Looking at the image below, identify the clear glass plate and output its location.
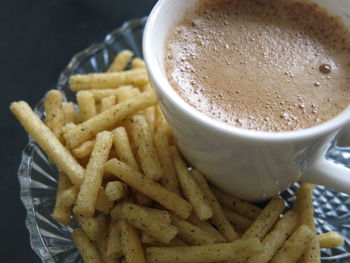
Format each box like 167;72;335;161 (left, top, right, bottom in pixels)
18;17;350;263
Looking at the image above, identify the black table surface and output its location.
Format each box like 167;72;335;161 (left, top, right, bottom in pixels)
1;0;157;261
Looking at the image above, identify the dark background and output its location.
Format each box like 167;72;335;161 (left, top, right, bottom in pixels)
1;0;157;262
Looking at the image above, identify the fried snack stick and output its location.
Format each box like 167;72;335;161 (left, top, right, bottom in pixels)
107;221;123;258
171;147;213;220
74;131;113;217
191;169;239;241
63;89;157;148
108;50;134;72
10;101;84;186
111;202;178;244
295;183;316;231
246;210;297;263
95;187;114;214
87;87;132;101
187;214;225;243
112;126;151;205
270;225;314;263
170;213;217;245
72;139;95;159
118;220;147;263
242;197;285;240
115;85;140;101
63;102;79;124
52;172;79;225
131;58;146;69
44;90;65;140
317;232;345;248
112;127;139;171
155;105;172;137
143;106;156;134
77;90;97;121
100;95;117;112
222;208;253;233
146;238;263;263
130;114;163;180
105;158;192;219
95;215;119;263
154;132;180;194
75;214;99;241
105;181;128;202
69;69;148;91
72;228;103;263
294;183;320;263
212;188;261;219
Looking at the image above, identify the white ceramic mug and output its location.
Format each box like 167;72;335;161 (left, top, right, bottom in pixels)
143;0;350;201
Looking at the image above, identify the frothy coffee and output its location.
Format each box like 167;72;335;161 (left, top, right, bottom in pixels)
165;0;350;132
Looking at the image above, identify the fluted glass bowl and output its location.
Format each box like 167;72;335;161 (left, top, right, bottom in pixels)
18;17;350;262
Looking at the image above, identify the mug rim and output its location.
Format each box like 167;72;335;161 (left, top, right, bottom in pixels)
143;0;350;142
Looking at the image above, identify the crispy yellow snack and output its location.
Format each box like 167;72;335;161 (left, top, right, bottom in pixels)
294;183;316;231
95;187;114;214
270;225;314;263
105;181;128;202
100;95;117;112
10;101;85;186
72;228;103;263
317;232;345;248
187;214;225;243
212;188;261;219
75;214;99;241
143;106;156;134
61;122;76;134
107;221;123;258
154;132;179;194
105;158;192;219
171;147;213;220
131;57;146;69
242;197;285;240
87;87;131;101
63;89;157;148
95;215;118;263
155;105;172;137
69;69;148;91
143;207;172;224
141;232;164;246
170;213;217;245
77;90;97;121
72;139;95;159
63;102;79;124
115;86;140;102
108;50;134;72
52;173;78;225
130;114;163;180
146;238;263;263
294;183;320;263
112;127;139;170
44;90;65;140
111;202;178;244
222;208;253;233
74;131;113;217
302;237;320;263
191;169;238;241
111;126;151;204
246;210;297;263
118;220;147;263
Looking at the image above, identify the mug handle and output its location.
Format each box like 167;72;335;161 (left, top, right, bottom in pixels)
302;129;350;194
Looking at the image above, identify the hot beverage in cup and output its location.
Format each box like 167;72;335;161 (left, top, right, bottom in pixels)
165;0;350;132
144;0;350;201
